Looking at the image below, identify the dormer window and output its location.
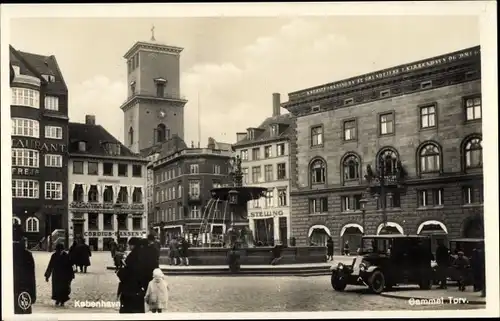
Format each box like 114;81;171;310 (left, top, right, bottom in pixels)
103;142;121;156
42;74;56;82
154;78;167;98
78;141;87;152
12;65;20;76
270;124;279;137
247;129;254;140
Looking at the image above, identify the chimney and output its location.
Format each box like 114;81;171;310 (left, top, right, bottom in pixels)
272;93;281;116
207;137;216;149
85;115;96;125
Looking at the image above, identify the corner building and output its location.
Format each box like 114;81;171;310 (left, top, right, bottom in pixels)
283;46;483;253
68;116;148;250
10;45;69;249
232;93;293;246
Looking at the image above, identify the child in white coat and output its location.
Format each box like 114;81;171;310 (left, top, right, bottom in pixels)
145;268;169;313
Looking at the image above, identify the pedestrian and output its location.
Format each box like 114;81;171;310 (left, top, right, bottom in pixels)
435;239;450;289
343;241;350;256
452;251;470;291
68;240;78;272
44;243;75;307
146;234;160;267
110;239;118;259
116;237;146;313
13;223;36;314
326;237;334;261
270;241;284;265
168;238;179;266
145;268;169;313
74;239;92;273
179;237;190;266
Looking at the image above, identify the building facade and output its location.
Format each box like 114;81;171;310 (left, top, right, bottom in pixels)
149;137;234;246
10;45;69;249
282;46;483;253
233;93;294;246
67;115;148;250
120;40;188;154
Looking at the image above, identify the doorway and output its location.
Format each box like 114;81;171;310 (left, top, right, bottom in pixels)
278;217;288;245
73;222;84;240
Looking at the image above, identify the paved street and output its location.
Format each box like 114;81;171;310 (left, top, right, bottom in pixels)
29;252;482;313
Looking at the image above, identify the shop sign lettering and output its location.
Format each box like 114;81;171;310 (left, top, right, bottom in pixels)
12;167;40;176
249;210;284;218
83;231;146;237
12;138;66;153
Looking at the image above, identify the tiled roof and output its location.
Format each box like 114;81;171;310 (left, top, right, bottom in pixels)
17;50;68;93
9;45;40;78
232;113;294;147
213;140;233;151
68;122;141;159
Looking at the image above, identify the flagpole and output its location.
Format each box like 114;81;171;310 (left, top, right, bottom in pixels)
198;92;201;147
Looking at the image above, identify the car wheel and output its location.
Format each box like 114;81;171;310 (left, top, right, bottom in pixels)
331;272;347;291
369;271;385;294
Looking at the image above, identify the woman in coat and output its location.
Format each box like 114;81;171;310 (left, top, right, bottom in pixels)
74;239;92;273
326;237;334;261
116;237;146;313
44;243;75;306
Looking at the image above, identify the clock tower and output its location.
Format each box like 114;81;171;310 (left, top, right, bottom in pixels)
120;36;187;154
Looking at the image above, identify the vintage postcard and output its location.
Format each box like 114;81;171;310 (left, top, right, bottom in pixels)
1;2;498;320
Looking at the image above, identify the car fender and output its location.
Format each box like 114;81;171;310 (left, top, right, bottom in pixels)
366;265;379;273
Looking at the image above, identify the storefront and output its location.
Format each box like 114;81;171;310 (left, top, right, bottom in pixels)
248;208;290;246
82;230;147;251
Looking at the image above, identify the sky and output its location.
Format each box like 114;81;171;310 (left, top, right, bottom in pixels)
10;16;480;146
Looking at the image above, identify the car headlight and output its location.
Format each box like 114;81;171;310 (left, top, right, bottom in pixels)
338;263;344;270
360;263;366;271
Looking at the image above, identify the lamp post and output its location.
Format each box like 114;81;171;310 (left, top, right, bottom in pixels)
359;196;368;235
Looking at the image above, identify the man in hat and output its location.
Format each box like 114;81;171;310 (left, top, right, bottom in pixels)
452;251;470;291
116;237;146;313
13;222;36;314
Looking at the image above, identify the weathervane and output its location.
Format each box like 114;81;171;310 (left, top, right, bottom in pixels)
150;25;156;41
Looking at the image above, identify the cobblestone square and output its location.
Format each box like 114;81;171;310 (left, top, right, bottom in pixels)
29;252;482;313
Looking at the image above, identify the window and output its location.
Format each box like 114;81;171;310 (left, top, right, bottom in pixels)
44;126;63;140
11;118;39;138
13;216;21;226
341;195;361;211
242;168;249;184
276;143;285;156
12;65;20;75
343;120;356;141
12;149;39;168
103;163;114;176
270;125;279;137
420;105;436;129
264;145;272;158
310;159;326;184
385;192;401;208
311;105;320;112
343;155;359;181
311;126;323;146
78;141;86;152
45;181;62;200
344;98;354;105
128;127;134;146
11;88;40;108
88;185;98;202
45;96;59;111
252;198;261;208
12;179;39;198
433;188;443;206
265;190;274;208
190;164;199;174
130;81;136;95
214;165;221;174
420;80;432;89
88;213;98;230
464;137;482;169
103;186;114;202
26;217;39;233
213;180;222;188
309;197;328;214
117;215;127;229
88;162;98;175
42;74;56;82
463;186;474;204
191;205;200;219
73;161;84;174
156;83;165;97
118;164;128;177
104;142;121;156
251;166;261;183
178;184;183;198
118;187;128;203
277;163;286;180
252;148;260;160
418;190;430;207
278;189;287;206
378;149;398;175
45;154;62;168
380;90;390;98
189;181;200;196
241;150;248;160
419;144;440;173
103;213;113;230
73;184;84;202
264;165;274;182
465;97;481;121
379;112;394;135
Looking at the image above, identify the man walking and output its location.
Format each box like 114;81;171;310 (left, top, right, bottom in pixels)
435;239;450;289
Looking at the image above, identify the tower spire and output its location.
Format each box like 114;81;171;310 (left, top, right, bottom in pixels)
150;25;156;42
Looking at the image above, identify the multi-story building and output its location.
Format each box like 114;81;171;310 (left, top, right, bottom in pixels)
148;137;233;245
67;115;148;250
282;46;483;253
10;45;69;249
120;39;188;154
232;93;294;246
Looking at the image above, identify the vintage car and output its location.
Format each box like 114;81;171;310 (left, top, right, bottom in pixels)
330;235;434;294
447;238;484;285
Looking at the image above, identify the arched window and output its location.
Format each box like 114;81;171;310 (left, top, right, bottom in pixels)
88;185;98;202
157;124;166;143
377;148;398;175
464;137;482;169
73;184;84;202
128;127;134;146
13;216;21;225
419;143;441;173
26;217;39;233
118;187;128;203
133;187;143;203
343;154;360;181
103;186;114;203
310;158;326;184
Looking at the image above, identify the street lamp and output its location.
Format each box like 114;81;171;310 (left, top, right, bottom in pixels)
359;197;368;235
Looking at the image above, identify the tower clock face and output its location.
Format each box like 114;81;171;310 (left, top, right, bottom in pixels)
158;110;166;119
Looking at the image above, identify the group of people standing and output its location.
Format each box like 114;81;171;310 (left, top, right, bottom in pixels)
167;237;190;266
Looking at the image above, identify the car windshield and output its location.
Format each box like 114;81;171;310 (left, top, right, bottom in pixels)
360;238;392;255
